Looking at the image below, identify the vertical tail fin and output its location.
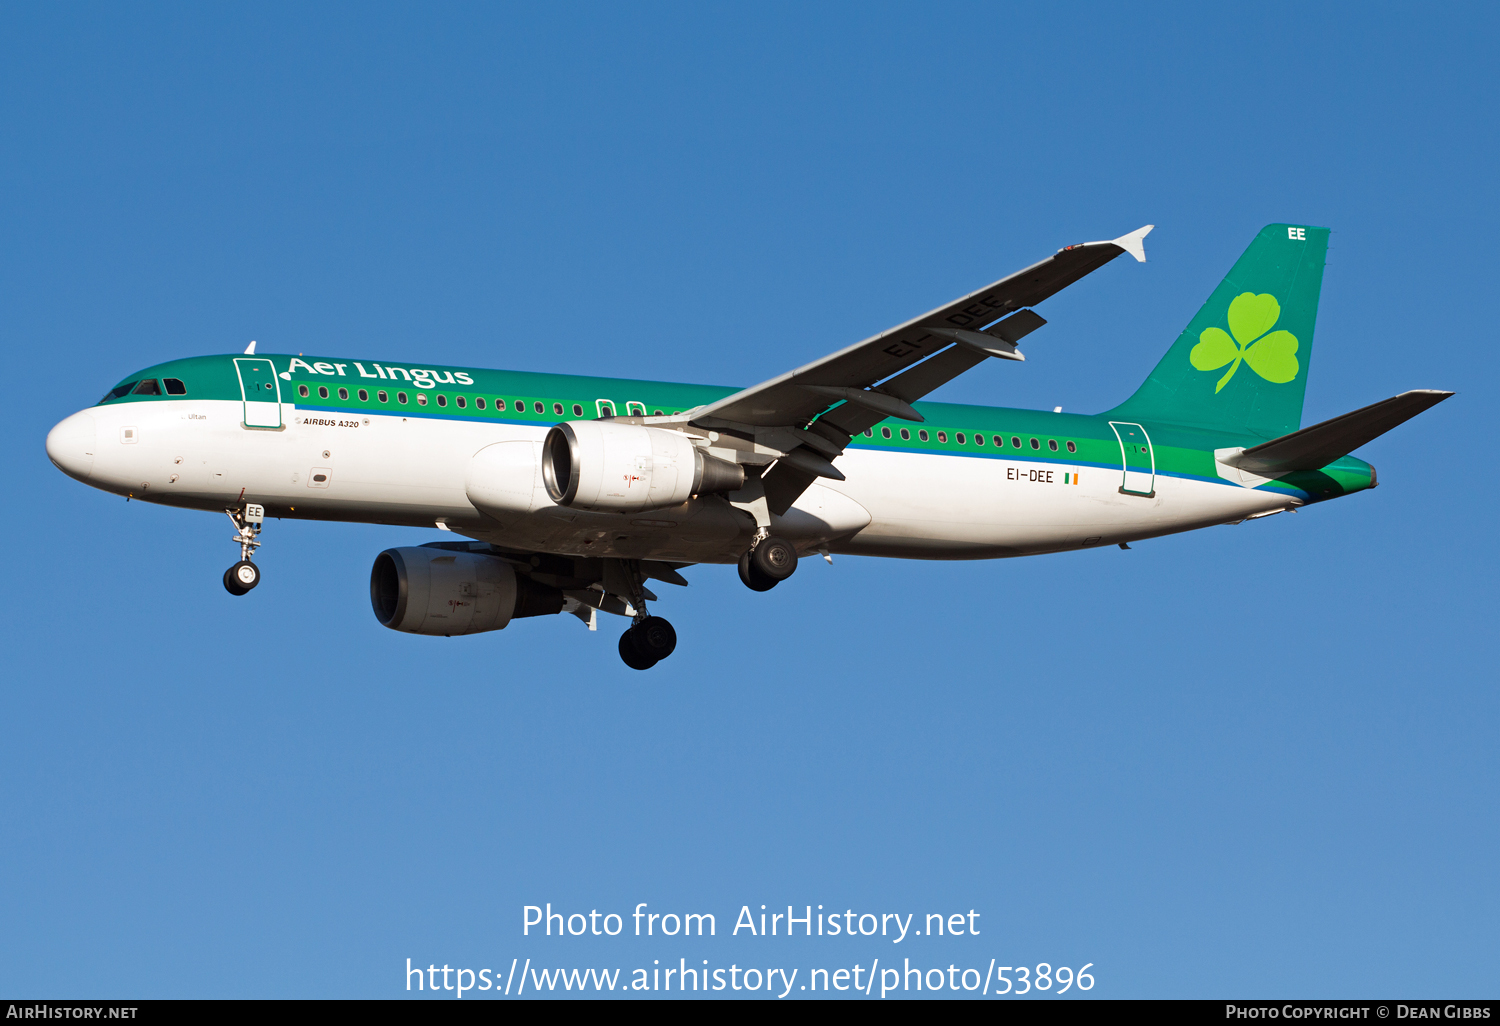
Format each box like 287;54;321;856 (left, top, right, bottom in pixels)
1105;223;1329;439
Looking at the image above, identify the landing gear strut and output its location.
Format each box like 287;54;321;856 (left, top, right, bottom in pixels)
738;532;798;592
223;503;264;596
615;559;677;670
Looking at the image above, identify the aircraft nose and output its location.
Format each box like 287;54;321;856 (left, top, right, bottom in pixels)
46;410;97;481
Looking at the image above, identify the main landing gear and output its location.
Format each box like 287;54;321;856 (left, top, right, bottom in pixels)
737;533;798;592
223;503;265;596
615;559;678;671
619;616;678;671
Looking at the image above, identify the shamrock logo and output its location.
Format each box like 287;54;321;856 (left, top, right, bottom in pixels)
1190;292;1299;393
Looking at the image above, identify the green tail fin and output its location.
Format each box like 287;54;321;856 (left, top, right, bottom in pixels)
1105;223;1329;439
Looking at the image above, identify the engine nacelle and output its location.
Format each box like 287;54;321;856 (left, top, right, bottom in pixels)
542;421;745;514
370;547;563;636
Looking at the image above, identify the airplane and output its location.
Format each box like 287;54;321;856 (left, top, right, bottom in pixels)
45;223;1451;669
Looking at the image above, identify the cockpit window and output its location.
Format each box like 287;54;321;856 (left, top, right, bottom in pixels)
163;378;187;395
132;379;162;396
101;381;139;403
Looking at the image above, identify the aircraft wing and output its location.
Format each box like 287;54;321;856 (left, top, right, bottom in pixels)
680;225;1152;512
690;225;1152;431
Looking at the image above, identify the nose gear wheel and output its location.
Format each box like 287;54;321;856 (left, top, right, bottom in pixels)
224;560;260;595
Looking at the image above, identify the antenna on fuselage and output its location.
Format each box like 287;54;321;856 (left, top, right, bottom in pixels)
243;340;257;355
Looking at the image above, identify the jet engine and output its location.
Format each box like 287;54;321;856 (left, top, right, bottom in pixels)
542;421;745;514
370;546;563;636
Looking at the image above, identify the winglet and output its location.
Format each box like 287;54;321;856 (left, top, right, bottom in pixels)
1111;225;1153;263
244;340;258;355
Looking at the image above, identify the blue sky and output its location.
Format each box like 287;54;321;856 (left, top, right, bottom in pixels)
1;2;1495;999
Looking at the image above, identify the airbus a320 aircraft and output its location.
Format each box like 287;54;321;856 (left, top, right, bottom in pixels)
46;223;1450;669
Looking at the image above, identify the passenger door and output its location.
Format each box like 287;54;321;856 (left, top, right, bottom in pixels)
1109;421;1155;497
235;358;282;428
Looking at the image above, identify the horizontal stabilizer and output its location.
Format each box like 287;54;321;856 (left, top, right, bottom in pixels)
1222;390;1453;473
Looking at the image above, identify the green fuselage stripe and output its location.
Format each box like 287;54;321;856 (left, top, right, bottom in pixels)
95;352;1373;505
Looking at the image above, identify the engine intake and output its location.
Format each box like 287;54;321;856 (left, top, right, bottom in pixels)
370;547;563;636
542;421;744;513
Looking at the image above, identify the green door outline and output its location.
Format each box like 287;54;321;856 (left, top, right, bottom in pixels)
1108;421;1155;497
234;358;282;428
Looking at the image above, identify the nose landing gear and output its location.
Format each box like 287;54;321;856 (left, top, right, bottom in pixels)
222;503;264;596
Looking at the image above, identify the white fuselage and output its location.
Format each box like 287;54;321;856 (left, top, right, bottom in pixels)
48;397;1295;563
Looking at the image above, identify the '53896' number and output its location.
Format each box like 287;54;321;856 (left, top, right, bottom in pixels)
993;963;1094;995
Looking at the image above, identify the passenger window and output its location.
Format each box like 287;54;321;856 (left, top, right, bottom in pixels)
456;396;466;408
163;378;187;395
992;435;1002;447
357;389;368;401
1011;436;1021;448
417;394;427;406
318;386;329;399
956;433;966;444
476;397;485;409
1030;437;1040;449
573;404;583;416
534;402;545;414
338;387;348;400
918;429;929;441
900;428;910;440
436;394;447;407
398;392;408;404
881;427;892;438
1066;440;1077;453
133;379;161;396
653;410;663;416
864;429;872;437
937;431;947;443
298;384;310;398
554;402;565;415
975;433;985;446
495;399;505;411
1049;439;1058;451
